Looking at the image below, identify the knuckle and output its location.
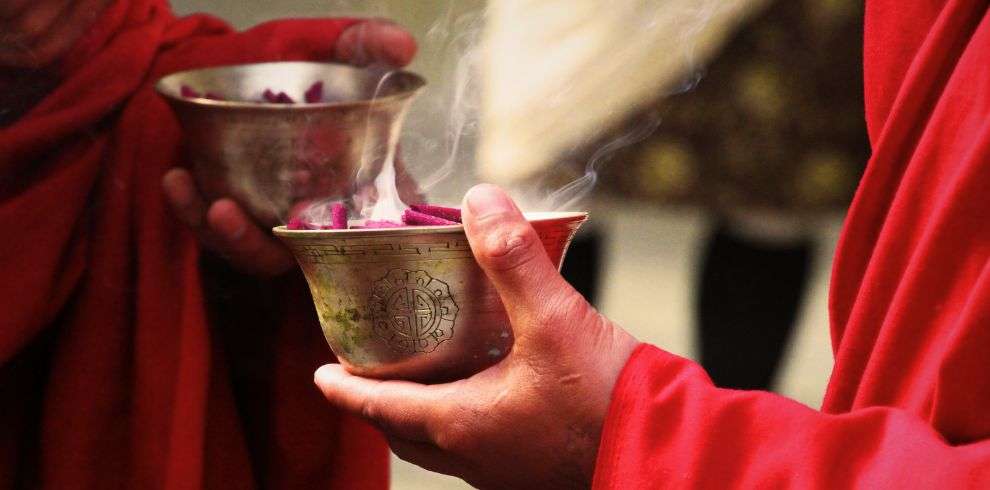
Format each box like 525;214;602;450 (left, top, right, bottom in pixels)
359;398;380;422
359;384;386;422
480;223;543;273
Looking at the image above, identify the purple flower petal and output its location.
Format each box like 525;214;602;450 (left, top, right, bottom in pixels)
304;81;324;103
409;204;462;223
262;89;295;104
181;85;201;98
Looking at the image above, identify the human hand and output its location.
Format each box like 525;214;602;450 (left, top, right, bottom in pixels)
313;184;641;489
162;19;418;276
162;168;296;276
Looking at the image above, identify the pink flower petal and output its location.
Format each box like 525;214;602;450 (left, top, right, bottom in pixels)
403;209;459;226
287;217;308;230
331;202;348;230
363;220;404;228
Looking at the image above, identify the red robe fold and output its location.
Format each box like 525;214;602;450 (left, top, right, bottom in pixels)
594;0;990;487
0;1;387;488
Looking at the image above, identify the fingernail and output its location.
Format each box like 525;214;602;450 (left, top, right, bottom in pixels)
314;365;331;384
465;184;515;219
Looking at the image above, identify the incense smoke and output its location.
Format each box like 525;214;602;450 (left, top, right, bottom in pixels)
357;71;416;220
296;0;740;223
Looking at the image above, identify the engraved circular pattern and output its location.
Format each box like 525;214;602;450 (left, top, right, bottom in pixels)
369;269;459;354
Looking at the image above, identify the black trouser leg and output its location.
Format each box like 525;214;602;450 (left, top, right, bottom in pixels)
696;221;813;391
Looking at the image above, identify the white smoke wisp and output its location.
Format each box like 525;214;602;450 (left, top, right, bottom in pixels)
664;1;725;95
417;12;484;193
355;70;416;221
481;0;763;209
541;111;664;211
322;0;759;215
295;197;337;225
395;5;486;206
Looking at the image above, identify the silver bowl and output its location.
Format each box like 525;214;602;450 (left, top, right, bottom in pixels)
156;62;426;225
273;212;588;382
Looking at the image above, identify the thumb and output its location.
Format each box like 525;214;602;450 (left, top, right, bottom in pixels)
461;184;586;337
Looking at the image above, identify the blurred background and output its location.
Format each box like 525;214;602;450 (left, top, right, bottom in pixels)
170;1;868;488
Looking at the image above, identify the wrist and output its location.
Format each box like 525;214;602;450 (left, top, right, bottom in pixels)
581;318;641;482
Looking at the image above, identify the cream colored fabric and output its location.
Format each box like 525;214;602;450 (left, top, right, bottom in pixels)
479;0;768;183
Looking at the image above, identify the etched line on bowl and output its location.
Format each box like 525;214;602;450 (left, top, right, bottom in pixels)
295;240;474;264
290;228;576;266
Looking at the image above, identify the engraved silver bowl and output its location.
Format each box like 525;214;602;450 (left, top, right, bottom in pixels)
273;212;588;382
156;62;425;226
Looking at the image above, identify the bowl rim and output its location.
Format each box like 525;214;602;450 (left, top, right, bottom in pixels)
272;211;589;238
154;61;427;110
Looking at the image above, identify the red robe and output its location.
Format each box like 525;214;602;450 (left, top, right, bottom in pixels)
0;1;387;488
593;0;990;487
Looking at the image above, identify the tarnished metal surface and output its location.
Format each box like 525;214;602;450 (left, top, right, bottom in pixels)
274;212;588;382
156;62;425;225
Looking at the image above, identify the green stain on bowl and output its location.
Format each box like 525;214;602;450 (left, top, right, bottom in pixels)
326;308;364;355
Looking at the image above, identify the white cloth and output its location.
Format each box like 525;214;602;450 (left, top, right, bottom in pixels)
479;0;768;183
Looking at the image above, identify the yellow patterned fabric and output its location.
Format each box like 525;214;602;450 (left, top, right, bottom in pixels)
613;0;868;212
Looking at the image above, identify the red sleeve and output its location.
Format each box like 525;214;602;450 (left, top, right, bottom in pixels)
592;345;990;488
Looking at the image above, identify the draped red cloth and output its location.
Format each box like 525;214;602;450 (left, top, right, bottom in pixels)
593;0;990;487
0;1;387;488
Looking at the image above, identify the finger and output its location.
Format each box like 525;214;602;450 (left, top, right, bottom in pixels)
334;19;418;67
162;168;207;230
387;436;470;479
205;199;295;276
461;184;585;335
314;364;446;443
